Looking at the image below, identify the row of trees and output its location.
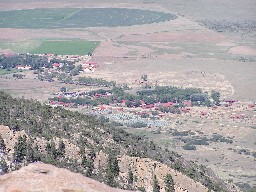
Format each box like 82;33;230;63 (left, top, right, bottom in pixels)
77;77;116;87
137;86;210;105
50;85;220;108
0;54;51;70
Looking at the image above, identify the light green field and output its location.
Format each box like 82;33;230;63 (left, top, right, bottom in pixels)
0;41;41;53
0;40;100;55
31;40;99;55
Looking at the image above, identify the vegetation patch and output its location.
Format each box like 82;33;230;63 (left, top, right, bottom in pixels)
32;41;99;55
177;134;233;150
0;68;18;75
0;8;176;29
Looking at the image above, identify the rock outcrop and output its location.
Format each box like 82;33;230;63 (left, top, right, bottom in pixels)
0;162;135;192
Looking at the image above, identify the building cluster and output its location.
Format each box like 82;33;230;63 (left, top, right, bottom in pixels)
15;54;99;73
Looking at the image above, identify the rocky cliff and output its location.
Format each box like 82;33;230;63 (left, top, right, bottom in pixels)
0;162;135;192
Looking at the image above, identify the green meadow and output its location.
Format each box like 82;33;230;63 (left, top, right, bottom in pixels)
0;8;176;29
31;41;99;55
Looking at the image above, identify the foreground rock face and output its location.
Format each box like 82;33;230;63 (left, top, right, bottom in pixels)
0;162;134;192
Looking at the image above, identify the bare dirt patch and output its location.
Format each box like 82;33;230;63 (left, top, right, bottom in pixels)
228;46;256;56
0;28;101;41
118;31;225;43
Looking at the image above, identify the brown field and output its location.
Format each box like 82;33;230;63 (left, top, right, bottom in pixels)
0;0;256;190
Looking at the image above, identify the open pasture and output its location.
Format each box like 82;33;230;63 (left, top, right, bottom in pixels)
0;40;99;55
31;40;99;55
0;8;176;29
0;8;76;29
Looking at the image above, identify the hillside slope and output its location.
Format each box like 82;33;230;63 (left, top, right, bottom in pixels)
0;91;240;192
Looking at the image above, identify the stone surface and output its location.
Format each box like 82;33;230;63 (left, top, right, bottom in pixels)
0;162;134;192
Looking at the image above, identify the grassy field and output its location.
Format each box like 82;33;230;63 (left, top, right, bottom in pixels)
0;40;99;55
0;8;77;29
0;8;176;29
31;40;99;55
0;41;41;53
0;68;18;75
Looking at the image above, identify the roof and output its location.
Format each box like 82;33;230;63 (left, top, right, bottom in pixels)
53;63;60;67
183;101;192;106
16;65;31;69
157;102;173;107
142;104;154;108
225;99;237;103
4;52;16;57
181;108;190;111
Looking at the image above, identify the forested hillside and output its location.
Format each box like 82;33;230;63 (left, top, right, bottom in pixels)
0;91;239;191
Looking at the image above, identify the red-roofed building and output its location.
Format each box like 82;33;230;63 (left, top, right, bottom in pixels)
156;102;174;107
98;105;111;110
53;63;60;68
121;100;127;106
94;93;102;98
181;108;190;112
142;104;155;109
158;113;166;117
58;102;64;105
16;65;32;70
225;99;237;104
4;52;16;57
183;101;192;107
50;101;57;105
115;107;123;111
84;62;98;68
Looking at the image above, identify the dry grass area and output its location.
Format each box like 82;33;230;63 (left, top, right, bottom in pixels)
0;71;91;102
85;66;233;99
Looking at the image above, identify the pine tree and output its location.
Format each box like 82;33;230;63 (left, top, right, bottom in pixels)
138;187;146;192
57;140;65;157
0;135;6;152
153;175;160;192
106;154;120;187
164;173;175;192
0;159;8;173
82;156;94;177
128;168;134;184
26;142;35;163
13;135;27;163
46;140;58;161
